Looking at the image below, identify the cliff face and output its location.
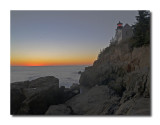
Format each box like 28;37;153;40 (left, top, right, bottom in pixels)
44;41;150;115
80;41;150;94
73;41;151;115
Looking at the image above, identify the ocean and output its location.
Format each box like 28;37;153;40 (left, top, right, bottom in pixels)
11;65;87;88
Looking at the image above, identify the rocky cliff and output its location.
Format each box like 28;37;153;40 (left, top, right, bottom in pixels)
11;40;150;115
46;41;150;115
77;41;151;115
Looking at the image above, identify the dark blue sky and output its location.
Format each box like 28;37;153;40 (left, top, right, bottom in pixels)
11;11;138;66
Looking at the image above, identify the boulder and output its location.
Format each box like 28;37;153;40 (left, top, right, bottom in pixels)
63;83;80;102
11;87;26;114
11;76;81;115
11;76;62;115
29;76;59;88
18;85;61;114
66;85;120;115
11;81;30;114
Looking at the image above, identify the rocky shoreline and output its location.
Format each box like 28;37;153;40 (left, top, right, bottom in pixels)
11;76;80;115
11;41;150;115
77;42;150;115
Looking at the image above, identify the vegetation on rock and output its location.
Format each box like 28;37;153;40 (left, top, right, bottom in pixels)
132;10;150;47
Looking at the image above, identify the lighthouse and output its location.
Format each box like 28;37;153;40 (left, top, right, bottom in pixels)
117;21;123;29
114;21;123;42
111;21;133;44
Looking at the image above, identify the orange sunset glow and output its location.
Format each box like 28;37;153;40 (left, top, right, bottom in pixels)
11;52;97;66
11;11;112;66
11;11;137;66
11;59;95;66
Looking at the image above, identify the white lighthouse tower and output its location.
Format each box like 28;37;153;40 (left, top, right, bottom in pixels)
115;21;123;43
111;21;133;44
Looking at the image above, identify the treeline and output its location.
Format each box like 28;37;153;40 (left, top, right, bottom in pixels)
98;11;151;59
131;10;151;47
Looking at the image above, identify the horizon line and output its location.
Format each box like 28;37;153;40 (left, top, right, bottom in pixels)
11;64;91;67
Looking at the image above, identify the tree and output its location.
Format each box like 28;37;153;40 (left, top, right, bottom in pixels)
132;11;150;47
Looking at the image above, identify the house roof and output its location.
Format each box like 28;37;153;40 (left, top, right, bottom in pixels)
123;24;132;29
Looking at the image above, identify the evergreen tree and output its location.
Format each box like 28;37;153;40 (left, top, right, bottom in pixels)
132;11;150;47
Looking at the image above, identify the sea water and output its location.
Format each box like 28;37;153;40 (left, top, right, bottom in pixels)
11;65;87;88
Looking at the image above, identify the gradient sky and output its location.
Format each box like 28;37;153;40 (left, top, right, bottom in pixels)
11;11;138;66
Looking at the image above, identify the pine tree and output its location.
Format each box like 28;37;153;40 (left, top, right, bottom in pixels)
132;11;150;47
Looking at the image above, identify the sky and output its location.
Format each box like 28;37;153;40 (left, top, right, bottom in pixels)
11;11;138;66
